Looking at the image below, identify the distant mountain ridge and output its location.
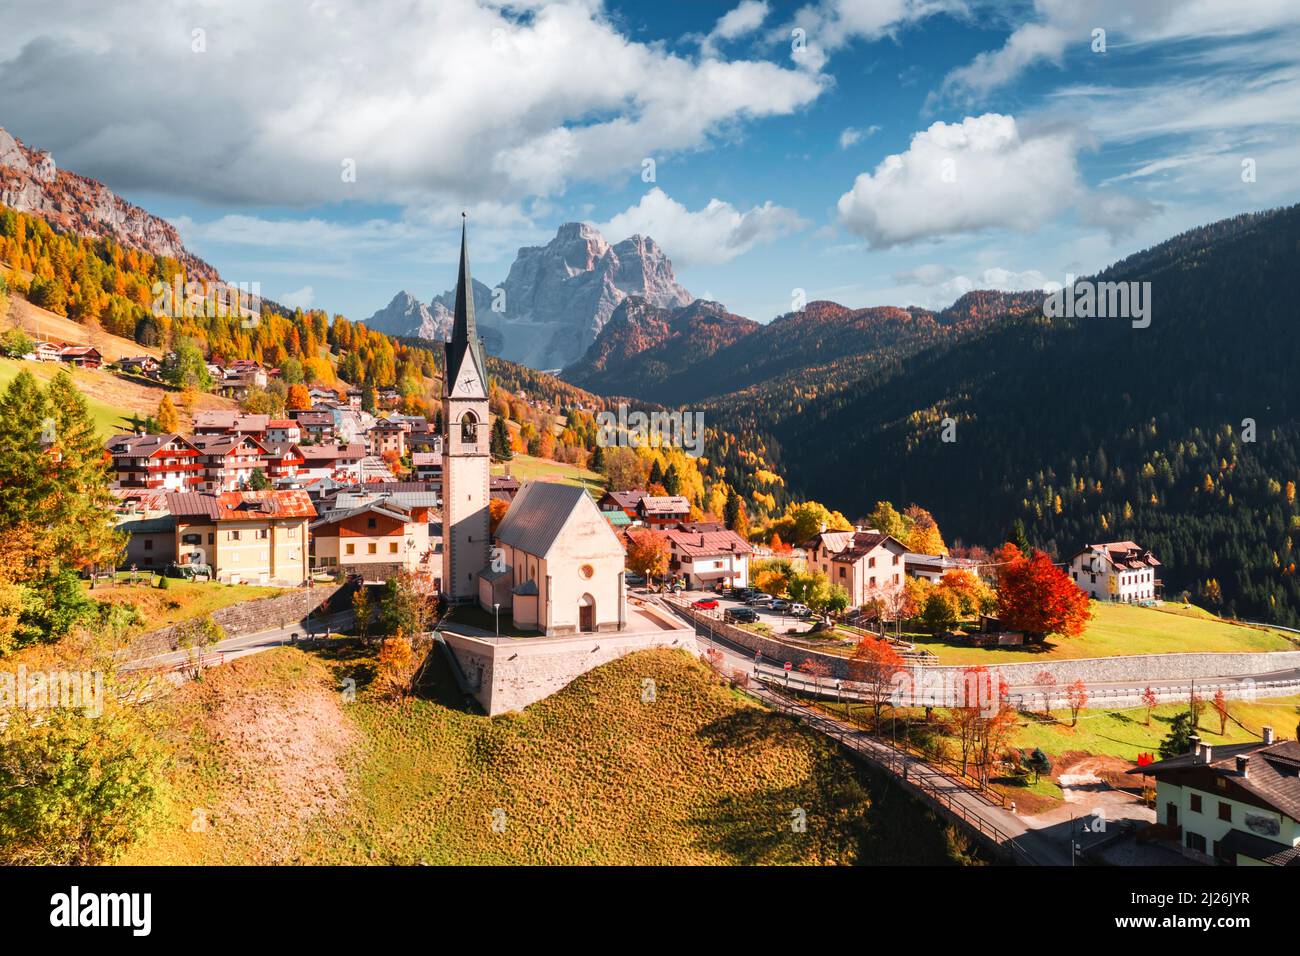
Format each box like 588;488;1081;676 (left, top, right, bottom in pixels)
366;221;692;370
0;126;217;279
564;288;1045;405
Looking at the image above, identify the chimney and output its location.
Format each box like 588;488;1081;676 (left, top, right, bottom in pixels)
1201;744;1213;764
1236;755;1250;778
819;521;827;534
1262;726;1274;745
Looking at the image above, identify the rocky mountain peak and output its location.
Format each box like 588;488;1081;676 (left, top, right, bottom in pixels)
0;126;217;278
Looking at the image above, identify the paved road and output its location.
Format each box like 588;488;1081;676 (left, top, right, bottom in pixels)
121;610;354;672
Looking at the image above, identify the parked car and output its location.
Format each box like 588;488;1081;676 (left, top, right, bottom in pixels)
769;599;791;612
624;572;647;586
691;598;719;610
724;606;758;624
790;603;811;617
745;593;773;607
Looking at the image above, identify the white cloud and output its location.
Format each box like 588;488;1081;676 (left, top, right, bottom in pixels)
279;286;315;310
599;187;807;267
937;0;1300;104
701;1;771;56
779;0;968;71
0;0;824;209
836;113;1084;248
839;124;881;148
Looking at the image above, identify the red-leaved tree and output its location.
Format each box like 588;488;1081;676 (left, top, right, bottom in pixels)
849;636;905;725
994;543;1092;643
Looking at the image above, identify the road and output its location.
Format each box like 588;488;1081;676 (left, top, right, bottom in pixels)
121;610;354;672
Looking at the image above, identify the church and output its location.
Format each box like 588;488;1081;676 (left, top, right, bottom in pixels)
441;219;628;635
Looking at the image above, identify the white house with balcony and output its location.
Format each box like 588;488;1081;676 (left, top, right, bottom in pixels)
1068;540;1161;603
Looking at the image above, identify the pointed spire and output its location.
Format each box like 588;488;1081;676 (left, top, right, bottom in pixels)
445;213;486;396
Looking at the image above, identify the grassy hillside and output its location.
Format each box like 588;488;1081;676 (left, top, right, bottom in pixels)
89;578;291;631
122;645;980;865
493;453;604;495
0;356;237;437
910;601;1297;664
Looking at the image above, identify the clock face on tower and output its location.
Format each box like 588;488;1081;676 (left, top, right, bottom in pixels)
455;375;478;396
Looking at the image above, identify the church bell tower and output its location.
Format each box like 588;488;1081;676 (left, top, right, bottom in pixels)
441;215;491;602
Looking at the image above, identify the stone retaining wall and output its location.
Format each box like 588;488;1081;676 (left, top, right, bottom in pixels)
442;606;698;715
124;584;345;659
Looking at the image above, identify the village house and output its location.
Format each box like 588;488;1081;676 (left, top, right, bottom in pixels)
598;489;645;519
309;495;437;583
106;432;205;492
192;433;267;492
33;340;63;362
658;526;752;589
56;345;102;368
490;474;521;503
213;361;269;399
1069;541;1162;603
297;442;365;482
411;452;441;481
260;441;306;484
116;515;177;570
168;490;315;585
905;551;984;582
192;411;269;438
291;409;336;444
116;355;161;378
264;418;302;445
637;494;691;527
366;417;409;458
1130;726;1300;866
803;528;909;607
479;482;628;634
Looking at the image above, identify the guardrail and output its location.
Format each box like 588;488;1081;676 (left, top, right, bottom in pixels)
755;682;1035;864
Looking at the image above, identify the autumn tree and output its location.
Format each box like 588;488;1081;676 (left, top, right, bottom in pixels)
1213;687;1228;735
156;394;180;433
379;569;439;638
1033;670;1057;715
994;543;1091;643
286;383;312;410
849;636;904;725
1066;679;1088;727
1141;686;1158;726
625;531;669;585
377;631;416;697
489;498;510;534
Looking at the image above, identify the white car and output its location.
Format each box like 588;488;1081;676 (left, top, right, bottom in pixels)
790;603;811;617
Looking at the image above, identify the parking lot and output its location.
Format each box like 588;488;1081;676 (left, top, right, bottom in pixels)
669;586;822;635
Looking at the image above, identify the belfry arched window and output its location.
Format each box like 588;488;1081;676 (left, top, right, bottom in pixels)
460;410;478;444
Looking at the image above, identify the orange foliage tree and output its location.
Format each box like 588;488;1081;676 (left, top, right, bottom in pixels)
994;543;1091;643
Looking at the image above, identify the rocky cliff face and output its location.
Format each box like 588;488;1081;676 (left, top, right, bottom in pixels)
368;221;692;371
487;223;691;369
0;126;218;279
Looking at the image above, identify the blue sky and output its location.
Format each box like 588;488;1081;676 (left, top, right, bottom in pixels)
3;1;1298;325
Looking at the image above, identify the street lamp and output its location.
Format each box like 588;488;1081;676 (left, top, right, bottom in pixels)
493;602;500;636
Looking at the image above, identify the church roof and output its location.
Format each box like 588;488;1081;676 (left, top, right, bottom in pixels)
443;218;487;398
494;481;600;559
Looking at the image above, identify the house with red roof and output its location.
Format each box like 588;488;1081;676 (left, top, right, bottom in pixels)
1069;540;1162;603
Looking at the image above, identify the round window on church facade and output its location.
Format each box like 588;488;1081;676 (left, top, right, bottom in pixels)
579;564;594;580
